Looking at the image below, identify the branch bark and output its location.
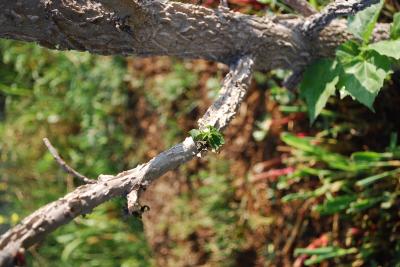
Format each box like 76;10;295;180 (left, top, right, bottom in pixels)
0;55;254;267
0;0;389;72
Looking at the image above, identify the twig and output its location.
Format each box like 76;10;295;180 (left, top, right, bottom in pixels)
283;0;317;17
282;199;314;255
302;0;380;36
43;138;95;184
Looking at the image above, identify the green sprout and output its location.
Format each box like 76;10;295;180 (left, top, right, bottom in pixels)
189;125;225;152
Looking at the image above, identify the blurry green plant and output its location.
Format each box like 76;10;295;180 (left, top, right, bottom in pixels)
294;246;357;265
171;159;245;266
0;40;153;266
279;132;400;265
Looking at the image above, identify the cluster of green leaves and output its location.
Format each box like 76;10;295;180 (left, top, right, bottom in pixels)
279;132;400;265
300;1;400;122
189;125;225;152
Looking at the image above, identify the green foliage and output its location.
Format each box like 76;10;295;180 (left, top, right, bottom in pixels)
336;42;391;109
189;126;225;152
294;247;357;266
300;59;339;123
171;160;245;266
280;133;400;265
347;1;383;44
0;40;153;266
300;7;400;122
391;13;400;39
368;39;400;60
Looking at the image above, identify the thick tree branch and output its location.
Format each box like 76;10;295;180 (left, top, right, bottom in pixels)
0;55;254;267
0;0;389;72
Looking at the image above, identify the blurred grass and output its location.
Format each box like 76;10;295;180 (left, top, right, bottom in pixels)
0;40;153;267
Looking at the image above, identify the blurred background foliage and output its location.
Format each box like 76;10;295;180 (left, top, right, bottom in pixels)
0;0;400;266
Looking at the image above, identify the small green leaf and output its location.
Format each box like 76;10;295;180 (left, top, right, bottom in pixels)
336;41;361;64
356;169;400;187
189;129;201;140
391;12;400;39
351;151;390;162
368;39;400;60
315;195;356;215
348;197;383;213
365;50;393;72
294;246;357;265
347;0;383;43
300;59;339;122
338;59;387;110
294;247;336;256
0;84;31;96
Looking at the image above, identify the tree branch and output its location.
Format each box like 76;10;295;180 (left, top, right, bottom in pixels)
0;0;389;72
0;55;254;267
43;138;94;184
302;0;381;36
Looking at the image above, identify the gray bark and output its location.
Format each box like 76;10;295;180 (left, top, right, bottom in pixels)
0;0;388;72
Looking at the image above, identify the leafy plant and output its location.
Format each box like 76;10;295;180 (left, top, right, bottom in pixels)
279;132;400;265
300;2;400;122
189;125;225;152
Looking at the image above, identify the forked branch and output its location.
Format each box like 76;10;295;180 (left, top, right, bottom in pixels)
302;0;381;36
0;55;254;267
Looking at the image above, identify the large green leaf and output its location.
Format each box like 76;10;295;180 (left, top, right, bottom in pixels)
338;59;388;110
347;0;383;43
391;12;400;40
300;59;339;122
368;39;400;60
